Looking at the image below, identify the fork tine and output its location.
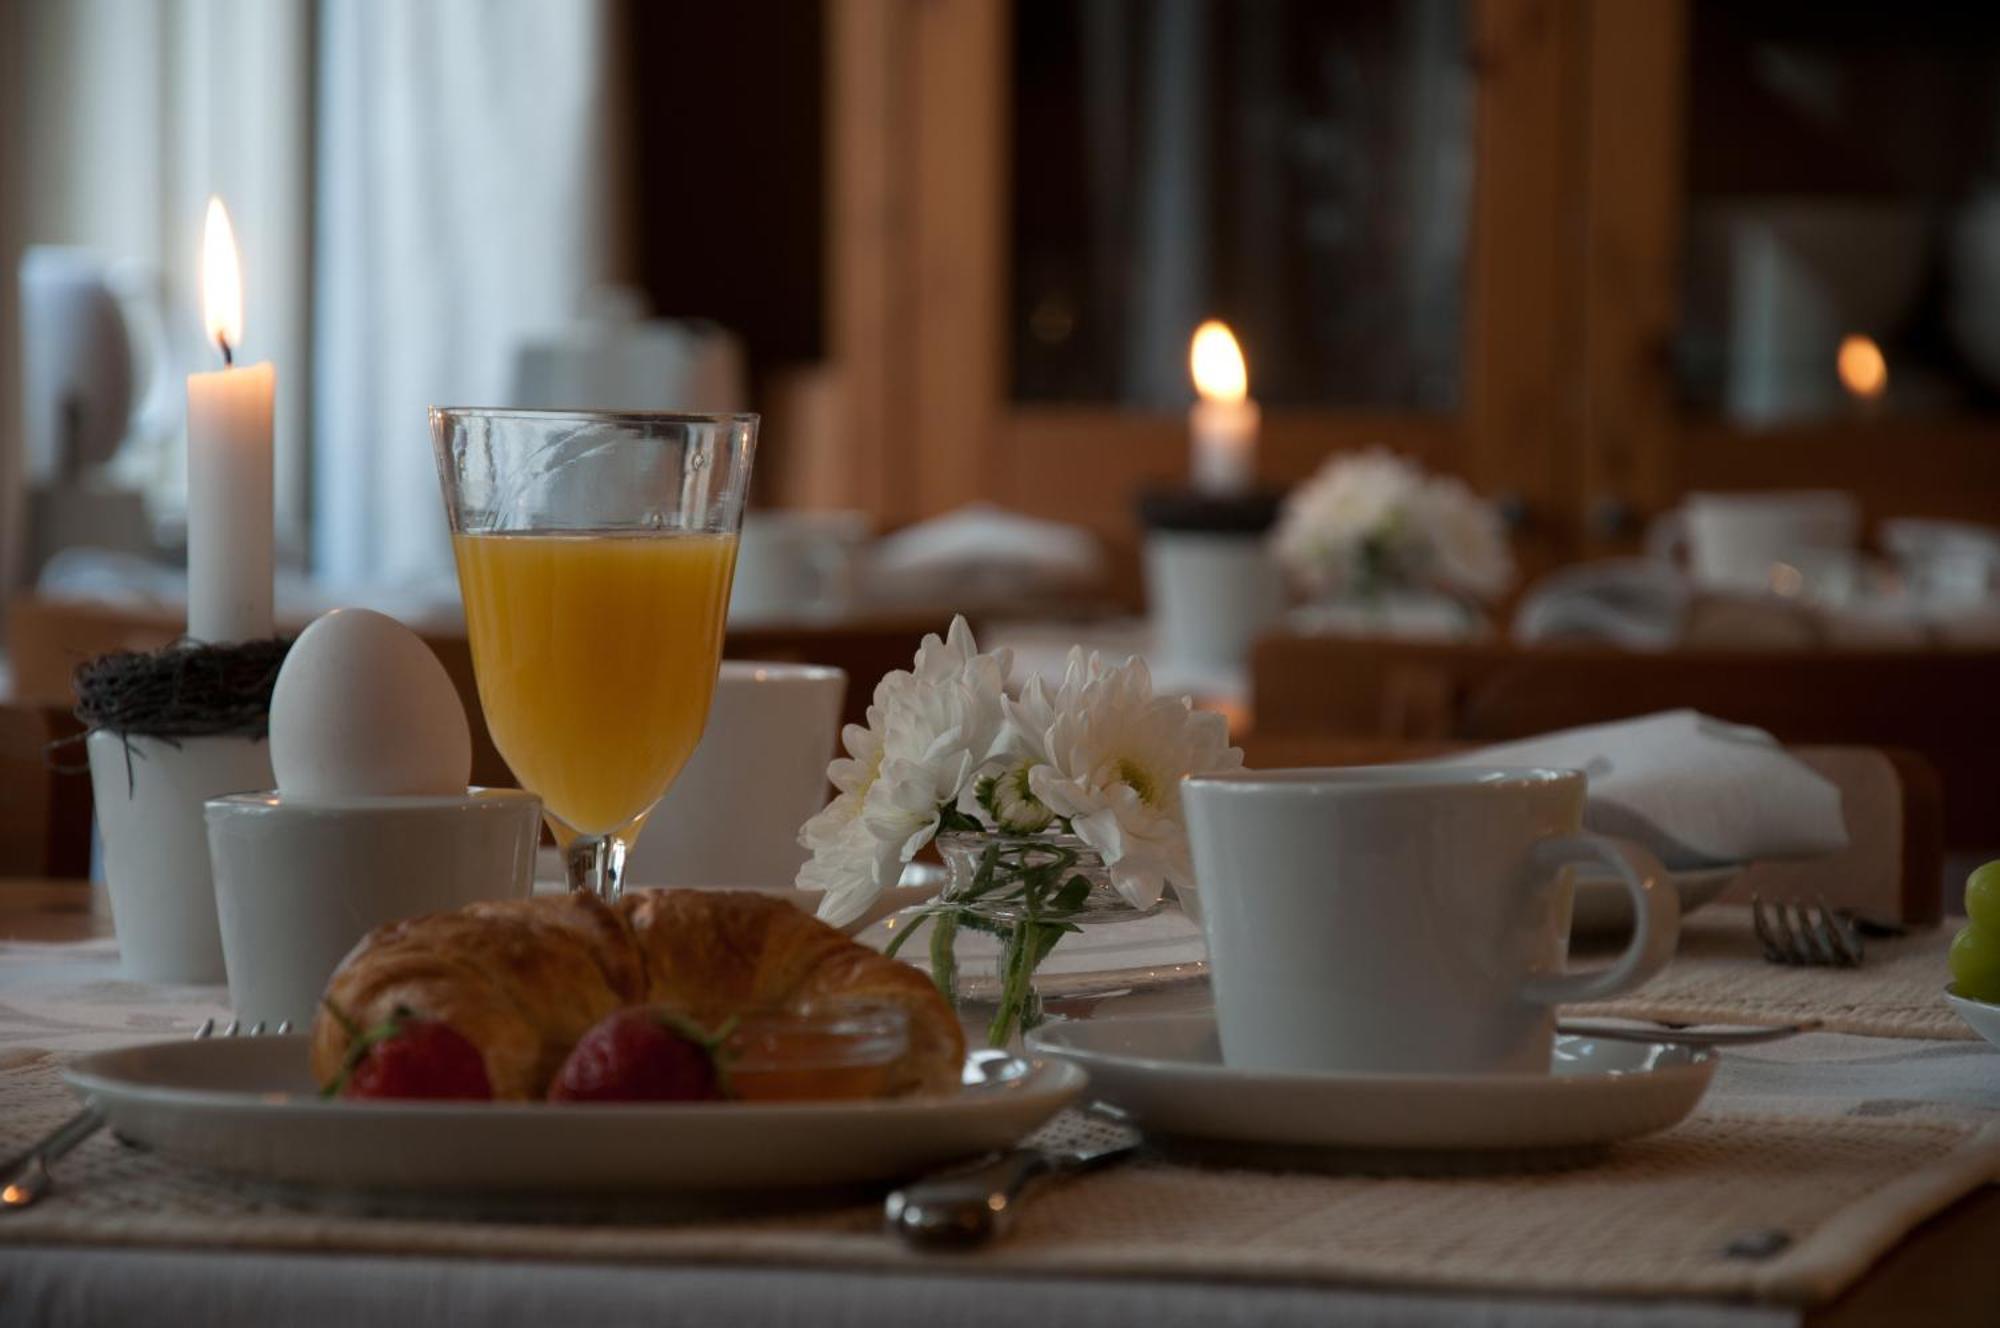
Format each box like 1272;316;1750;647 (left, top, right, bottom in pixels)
1818;896;1864;967
275;1020;292;1035
249;1020;266;1037
1751;895;1785;962
1785;901;1831;965
1768;899;1802;964
1802;901;1836;966
194;1018;215;1040
224;1019;241;1037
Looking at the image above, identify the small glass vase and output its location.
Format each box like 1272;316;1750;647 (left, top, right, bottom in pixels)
899;831;1158;1048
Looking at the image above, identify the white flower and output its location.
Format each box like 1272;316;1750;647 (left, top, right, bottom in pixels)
1009;649;1242;910
796;792;900;928
797;616;1014;924
1414;475;1515;599
1271;447;1514;601
956;759;1055;833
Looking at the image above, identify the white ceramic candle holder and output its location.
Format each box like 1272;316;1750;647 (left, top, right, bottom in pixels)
86;729;275;983
205;788;542;1027
1144;530;1286;676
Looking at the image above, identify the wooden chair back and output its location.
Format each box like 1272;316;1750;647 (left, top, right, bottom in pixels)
0;703;93;879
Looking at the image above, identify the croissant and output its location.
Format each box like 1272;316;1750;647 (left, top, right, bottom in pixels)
310;889;964;1100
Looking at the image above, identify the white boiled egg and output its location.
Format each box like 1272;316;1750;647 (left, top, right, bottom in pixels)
270;608;472;799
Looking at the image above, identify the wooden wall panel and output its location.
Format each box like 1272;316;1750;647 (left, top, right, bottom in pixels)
826;0;913;518
909;0;1008;516
1462;0;1588;576
1577;0;1688;549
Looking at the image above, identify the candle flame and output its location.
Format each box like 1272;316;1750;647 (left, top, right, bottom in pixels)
202;197;244;359
1190;320;1248;404
1837;334;1886;401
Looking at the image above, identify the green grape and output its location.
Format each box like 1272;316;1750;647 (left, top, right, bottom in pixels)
1965;861;2000;933
1948;925;2000;1004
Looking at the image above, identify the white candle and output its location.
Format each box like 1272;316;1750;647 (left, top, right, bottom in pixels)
1188;320;1259;496
186;198;274;643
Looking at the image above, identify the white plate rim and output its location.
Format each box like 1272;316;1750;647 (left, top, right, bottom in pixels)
63;1034;1086;1122
1025;1013;1718;1090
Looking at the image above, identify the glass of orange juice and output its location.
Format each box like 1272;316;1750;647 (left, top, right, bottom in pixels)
431;408;756;900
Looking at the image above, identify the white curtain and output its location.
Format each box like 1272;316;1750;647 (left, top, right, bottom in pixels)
312;0;620;587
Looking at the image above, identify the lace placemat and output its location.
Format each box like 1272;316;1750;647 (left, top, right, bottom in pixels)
1571;907;1970;1040
3;1052;1996;1308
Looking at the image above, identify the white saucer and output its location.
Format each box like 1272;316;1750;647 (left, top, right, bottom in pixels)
64;1036;1083;1194
861;907;1208;999
1026;1014;1714;1154
1570;864;1741;937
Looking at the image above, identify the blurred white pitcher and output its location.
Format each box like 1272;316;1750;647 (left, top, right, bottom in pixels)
625;662;846;888
1649;490;1860;595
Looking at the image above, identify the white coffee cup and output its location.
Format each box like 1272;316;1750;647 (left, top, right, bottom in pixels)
1183;766;1679;1076
1649;490;1860;595
624;661;846;888
206;788;541;1026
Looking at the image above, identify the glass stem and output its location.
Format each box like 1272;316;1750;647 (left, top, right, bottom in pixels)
564;833;628;901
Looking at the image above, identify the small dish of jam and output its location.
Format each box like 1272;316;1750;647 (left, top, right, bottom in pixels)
723;1002;911;1102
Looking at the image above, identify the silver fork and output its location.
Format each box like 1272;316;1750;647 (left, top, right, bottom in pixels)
1;1017;288;1212
1751;895;1865;968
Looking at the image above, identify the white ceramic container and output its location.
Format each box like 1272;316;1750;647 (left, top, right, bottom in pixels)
624;661;845;889
1144;531;1286;674
728;511;870;623
1649;490;1861;595
205;788;541;1026
1182;766;1679;1077
87;729;275;983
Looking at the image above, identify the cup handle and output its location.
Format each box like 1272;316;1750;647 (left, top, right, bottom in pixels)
1519;834;1680;1006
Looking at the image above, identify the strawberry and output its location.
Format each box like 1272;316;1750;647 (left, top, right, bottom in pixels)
548;1007;728;1103
324;1004;492;1101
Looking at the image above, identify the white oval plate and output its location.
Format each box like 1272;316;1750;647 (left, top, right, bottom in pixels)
1026;1014;1714;1153
64;1036;1083;1193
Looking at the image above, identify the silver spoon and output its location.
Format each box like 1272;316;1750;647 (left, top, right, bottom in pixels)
1556;1018;1818;1047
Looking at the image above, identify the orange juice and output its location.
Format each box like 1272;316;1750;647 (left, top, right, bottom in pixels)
452;531;738;837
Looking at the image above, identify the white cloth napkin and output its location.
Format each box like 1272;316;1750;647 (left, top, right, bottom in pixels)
1442;710;1849;869
1511;558;1692;650
861;504;1104;605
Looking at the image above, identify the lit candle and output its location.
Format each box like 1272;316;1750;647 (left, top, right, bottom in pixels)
1188;320;1259;496
185;197;275;642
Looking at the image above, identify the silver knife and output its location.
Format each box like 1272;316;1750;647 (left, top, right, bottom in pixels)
885;1136;1139;1247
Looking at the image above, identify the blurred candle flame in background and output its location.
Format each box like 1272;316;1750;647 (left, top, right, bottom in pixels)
1190;320;1249;404
1837;333;1887;403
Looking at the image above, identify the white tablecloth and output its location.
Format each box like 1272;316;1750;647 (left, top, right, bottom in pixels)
3;942;1995;1328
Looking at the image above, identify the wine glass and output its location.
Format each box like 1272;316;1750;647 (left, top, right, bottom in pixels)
431;408;757;900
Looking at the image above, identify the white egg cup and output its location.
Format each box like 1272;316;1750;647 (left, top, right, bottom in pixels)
205;788;542;1027
87;729;275;983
